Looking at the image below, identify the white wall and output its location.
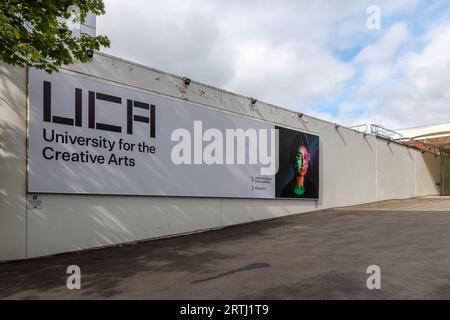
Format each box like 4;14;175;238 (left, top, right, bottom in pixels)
0;64;27;261
376;141;416;201
415;152;441;196
0;53;441;261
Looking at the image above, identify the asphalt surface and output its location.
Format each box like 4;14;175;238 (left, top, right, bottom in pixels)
2;196;450;299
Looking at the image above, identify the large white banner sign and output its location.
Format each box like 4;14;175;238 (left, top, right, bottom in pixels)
28;69;320;199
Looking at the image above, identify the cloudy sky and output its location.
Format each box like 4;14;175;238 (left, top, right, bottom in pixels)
97;0;450;129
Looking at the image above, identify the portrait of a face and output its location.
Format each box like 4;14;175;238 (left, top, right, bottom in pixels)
295;145;310;178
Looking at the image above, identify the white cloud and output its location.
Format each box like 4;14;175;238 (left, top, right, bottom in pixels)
96;0;450;129
347;22;450;129
227;41;354;109
354;23;410;64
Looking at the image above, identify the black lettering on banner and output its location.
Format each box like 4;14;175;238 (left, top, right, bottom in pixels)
150;104;155;138
43;81;78;126
52;116;73;126
127;99;133;134
134;115;149;124
96;92;122;104
95;92;122;133
42;146;54;160
89;91;95;129
42;80;156;138
75;88;82;127
96;123;122;133
43;81;51;122
127;100;155;138
134;100;149;110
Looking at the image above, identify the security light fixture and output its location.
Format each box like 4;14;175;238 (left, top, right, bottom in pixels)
183;77;191;86
86;49;94;59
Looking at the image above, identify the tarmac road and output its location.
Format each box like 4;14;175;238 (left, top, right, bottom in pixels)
1;196;450;299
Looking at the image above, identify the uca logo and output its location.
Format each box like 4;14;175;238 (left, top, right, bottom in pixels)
42;80;156;138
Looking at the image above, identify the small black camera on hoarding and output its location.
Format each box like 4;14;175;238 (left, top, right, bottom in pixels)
86;49;94;59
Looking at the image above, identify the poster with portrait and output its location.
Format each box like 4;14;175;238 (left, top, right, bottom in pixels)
275;126;320;199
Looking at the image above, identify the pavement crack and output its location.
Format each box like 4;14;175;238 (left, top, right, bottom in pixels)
191;262;270;284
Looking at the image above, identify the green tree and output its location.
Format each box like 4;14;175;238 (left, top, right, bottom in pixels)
0;0;110;73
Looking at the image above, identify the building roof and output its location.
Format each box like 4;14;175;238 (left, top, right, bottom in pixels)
397;123;450;153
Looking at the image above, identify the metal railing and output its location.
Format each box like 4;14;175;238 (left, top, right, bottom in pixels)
348;124;368;133
370;124;404;141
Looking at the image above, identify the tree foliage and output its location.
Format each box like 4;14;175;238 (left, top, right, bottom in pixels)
0;0;110;72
